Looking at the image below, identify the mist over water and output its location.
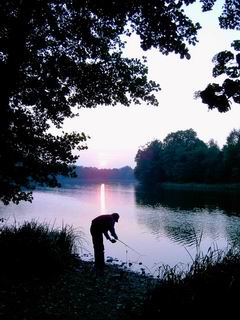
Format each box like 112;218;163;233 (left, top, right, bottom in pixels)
1;182;240;274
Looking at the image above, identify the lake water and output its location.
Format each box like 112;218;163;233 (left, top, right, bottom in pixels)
1;181;240;275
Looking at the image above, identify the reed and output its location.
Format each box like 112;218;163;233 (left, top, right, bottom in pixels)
141;246;240;318
0;220;83;279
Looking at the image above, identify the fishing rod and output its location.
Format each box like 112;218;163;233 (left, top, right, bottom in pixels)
117;238;144;256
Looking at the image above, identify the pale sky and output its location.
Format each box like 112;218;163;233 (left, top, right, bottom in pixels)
61;1;240;169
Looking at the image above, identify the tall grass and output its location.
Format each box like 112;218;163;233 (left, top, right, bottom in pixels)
141;246;240;318
0;220;83;279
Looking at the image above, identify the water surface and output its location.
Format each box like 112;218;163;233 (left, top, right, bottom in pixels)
1;182;240;274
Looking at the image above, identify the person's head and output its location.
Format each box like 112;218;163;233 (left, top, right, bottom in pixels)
112;212;120;222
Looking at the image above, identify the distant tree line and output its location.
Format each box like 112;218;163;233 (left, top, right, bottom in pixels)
59;166;134;184
134;129;240;185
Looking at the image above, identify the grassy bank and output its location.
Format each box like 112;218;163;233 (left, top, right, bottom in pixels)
0;220;81;279
0;221;156;320
0;221;240;319
141;247;240;319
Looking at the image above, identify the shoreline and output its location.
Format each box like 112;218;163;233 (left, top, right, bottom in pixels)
0;259;157;320
154;182;240;192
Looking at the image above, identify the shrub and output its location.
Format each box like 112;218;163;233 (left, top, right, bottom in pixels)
0;220;82;279
142;247;240;318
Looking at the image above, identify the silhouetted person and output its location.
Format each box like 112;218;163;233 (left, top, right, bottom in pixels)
90;213;119;276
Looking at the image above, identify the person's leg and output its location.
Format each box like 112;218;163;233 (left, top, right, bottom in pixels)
91;232;105;275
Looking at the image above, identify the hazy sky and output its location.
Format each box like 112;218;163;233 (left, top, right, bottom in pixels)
61;1;240;169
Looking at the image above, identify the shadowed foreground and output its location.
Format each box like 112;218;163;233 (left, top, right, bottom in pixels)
0;221;155;320
0;261;155;320
1;221;240;319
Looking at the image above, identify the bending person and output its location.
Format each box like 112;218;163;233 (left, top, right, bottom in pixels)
90;212;119;276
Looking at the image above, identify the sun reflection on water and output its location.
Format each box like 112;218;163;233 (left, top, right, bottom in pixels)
100;183;106;213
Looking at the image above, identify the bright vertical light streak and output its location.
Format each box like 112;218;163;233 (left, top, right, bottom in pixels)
100;183;106;213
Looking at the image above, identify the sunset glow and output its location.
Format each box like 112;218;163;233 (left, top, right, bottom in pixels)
99;159;108;168
62;1;240;169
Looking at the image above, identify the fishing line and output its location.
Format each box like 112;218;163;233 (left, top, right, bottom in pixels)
125;248;128;266
117;239;145;256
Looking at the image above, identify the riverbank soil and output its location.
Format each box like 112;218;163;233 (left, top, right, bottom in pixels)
0;261;156;320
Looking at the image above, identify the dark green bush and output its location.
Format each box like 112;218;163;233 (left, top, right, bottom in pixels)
142;248;240;318
0;220;81;279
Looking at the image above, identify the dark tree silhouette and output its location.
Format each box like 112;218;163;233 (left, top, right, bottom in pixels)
0;0;202;204
134;140;165;184
2;0;235;204
162;129;208;182
134;128;240;185
58;166;135;183
203;139;223;182
196;1;240;112
222;129;240;181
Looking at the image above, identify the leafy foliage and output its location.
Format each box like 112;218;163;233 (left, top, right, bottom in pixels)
197;1;240;112
223;129;240;181
134;140;165;184
1;1;237;203
134;128;240;184
196;45;240;112
0;0;202;204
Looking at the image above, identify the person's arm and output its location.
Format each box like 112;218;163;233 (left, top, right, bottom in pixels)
109;225;118;240
103;231;111;240
104;231;116;243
